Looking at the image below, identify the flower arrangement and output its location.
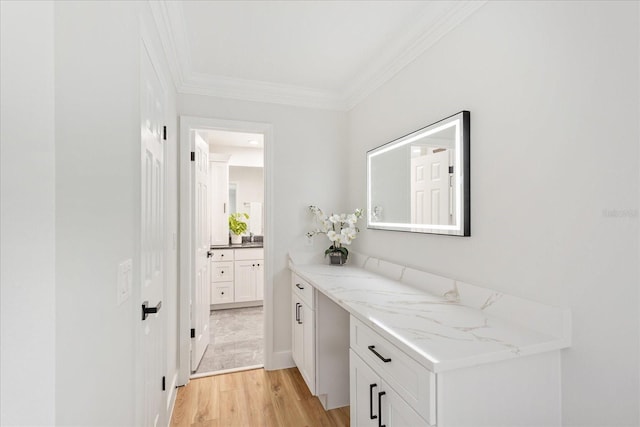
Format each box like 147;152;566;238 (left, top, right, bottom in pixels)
306;205;363;262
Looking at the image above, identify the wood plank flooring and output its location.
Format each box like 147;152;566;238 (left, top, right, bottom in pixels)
170;367;350;427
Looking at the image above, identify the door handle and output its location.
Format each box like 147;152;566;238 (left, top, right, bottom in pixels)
142;301;162;321
295;283;304;290
369;383;378;420
378;391;386;427
368;345;391;363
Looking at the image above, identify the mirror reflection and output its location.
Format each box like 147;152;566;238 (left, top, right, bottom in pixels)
367;111;470;236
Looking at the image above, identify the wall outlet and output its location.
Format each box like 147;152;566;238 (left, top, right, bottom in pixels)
117;259;133;305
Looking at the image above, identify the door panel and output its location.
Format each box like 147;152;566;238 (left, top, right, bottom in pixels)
140;41;165;427
191;135;211;370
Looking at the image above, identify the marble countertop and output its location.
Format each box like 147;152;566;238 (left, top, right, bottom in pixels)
211;243;263;249
289;261;570;373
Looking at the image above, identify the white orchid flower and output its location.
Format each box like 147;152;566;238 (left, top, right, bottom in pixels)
328;214;341;224
327;230;339;241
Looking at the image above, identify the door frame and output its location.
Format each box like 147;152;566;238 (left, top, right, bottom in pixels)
177;116;274;385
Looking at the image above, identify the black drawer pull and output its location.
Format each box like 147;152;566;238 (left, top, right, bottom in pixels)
378;391;386;427
368;345;391;363
369;383;378;420
296;283;304;290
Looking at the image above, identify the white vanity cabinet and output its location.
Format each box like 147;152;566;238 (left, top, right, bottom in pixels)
211;248;263;306
350;317;435;426
291;273;350;410
291;275;315;392
289;257;571;427
350;350;426;427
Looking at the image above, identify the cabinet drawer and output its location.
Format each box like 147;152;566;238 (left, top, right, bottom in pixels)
350;316;436;425
211;261;234;282
210;249;234;262
234;248;263;261
211;283;234;304
292;273;314;307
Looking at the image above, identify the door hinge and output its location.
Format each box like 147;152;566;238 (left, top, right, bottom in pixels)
162;376;166;391
190;151;195;162
190;328;195;338
449;165;454;174
163;126;167;141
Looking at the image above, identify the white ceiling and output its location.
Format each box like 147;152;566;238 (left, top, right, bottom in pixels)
200;129;264;149
151;1;485;110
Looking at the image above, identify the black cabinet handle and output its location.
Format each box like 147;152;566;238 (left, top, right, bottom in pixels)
221;291;225;295
295;303;301;323
221;270;224;274
369;383;378;420
368;345;391;363
297;303;303;324
378;391;386;427
296;283;304;290
141;301;162;321
221;254;224;257
252;264;255;267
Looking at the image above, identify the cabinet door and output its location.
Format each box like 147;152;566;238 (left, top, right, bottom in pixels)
350;350;381;427
292;294;304;369
234;260;256;302
255;261;264;300
300;300;315;393
381;381;429;427
210;160;229;246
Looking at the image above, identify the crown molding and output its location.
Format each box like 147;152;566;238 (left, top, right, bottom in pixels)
149;0;486;112
181;73;347;111
344;1;487;110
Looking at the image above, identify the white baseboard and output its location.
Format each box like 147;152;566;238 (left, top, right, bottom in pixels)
266;350;294;371
165;372;178;425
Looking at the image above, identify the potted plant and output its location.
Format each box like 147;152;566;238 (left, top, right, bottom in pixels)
306;205;363;265
229;212;249;245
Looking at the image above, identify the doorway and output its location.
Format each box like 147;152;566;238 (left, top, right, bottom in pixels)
194;129;265;377
178;117;274;386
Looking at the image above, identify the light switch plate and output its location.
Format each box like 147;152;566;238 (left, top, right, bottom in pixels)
117;259;133;305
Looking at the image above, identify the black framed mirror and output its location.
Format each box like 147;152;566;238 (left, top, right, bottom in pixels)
367;111;470;236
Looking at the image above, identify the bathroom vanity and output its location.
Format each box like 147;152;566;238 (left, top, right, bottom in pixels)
289;253;571;426
210;244;263;308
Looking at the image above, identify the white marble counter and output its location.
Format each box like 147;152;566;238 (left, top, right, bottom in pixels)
289;255;571;373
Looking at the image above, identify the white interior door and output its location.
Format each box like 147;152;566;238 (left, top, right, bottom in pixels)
140;42;165;427
191;134;211;371
411;149;451;225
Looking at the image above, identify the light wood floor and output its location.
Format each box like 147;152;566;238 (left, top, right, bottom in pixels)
170;367;350;427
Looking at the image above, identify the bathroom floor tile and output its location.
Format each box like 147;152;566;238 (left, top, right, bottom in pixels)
194;306;264;375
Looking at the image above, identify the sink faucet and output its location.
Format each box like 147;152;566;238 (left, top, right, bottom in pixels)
249;232;254;243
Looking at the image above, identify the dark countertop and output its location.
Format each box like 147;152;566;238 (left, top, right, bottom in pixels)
210;242;263;250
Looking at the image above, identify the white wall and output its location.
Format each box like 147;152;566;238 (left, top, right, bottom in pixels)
179;94;348;360
347;2;639;425
0;2;56;425
54;2;179;425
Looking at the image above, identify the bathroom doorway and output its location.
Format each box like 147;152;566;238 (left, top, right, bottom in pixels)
193;129;265;377
177;116;274;385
